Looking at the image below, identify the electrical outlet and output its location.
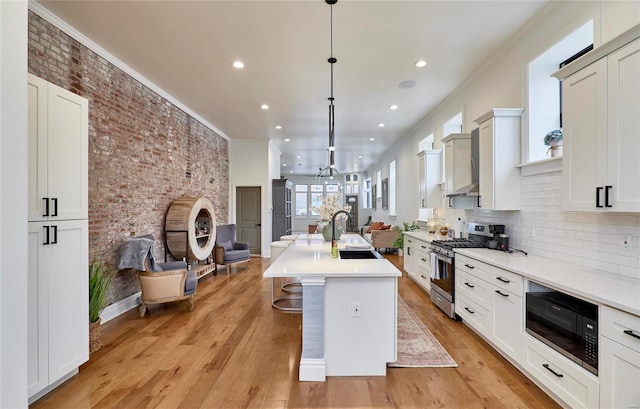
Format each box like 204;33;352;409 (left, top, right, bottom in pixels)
351;302;362;318
621;235;631;248
528;225;535;239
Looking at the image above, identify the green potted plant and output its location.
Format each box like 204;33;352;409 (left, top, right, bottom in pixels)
89;258;113;354
544;129;563;157
392;221;420;255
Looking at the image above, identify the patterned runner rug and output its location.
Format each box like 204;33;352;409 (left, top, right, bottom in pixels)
388;297;458;368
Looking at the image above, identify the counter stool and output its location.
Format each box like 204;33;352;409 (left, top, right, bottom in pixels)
270;240;302;312
280;234;299;242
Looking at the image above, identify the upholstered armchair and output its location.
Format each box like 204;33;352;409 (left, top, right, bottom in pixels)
215;224;251;272
117;235;197;317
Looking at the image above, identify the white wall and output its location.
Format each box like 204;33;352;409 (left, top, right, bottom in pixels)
0;1;29;407
229;139;277;257
366;1;640;278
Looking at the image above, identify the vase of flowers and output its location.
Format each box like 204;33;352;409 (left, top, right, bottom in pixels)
310;193;351;241
544;129;563;157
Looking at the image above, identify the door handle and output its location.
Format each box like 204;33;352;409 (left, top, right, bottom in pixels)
255;223;261;227
43;226;50;245
596;187;603;208
605;186;613;208
43;198;50;217
51;198;58;216
51;225;58;244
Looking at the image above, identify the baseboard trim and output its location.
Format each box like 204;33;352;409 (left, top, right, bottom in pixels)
100;292;141;323
299;358;326;382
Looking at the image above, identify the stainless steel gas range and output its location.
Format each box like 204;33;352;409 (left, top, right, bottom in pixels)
429;222;494;319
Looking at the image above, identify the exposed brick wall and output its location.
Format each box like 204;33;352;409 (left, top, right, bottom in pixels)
28;11;229;304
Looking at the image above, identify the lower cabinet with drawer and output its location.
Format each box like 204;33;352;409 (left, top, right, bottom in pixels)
455;254;523;364
599;305;640;409
522;333;600;409
404;236;431;293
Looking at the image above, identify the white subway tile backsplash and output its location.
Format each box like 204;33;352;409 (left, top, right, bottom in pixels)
440;173;640;280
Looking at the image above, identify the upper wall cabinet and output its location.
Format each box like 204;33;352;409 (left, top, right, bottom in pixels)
553;26;640;212
418;149;442;209
474;109;523;211
28;74;88;222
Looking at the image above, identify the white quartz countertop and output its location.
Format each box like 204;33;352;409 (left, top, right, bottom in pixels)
403;231;444;242
456;248;640;317
263;233;402;278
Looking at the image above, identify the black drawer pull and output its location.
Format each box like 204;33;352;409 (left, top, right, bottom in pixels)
43;226;50;245
420;275;427;279
43;198;50;217
495;290;508;297
420;258;427;262
542;364;563;378
464;282;475;288
624;330;640;340
605;185;613;208
464;307;475;314
596;187;603;208
464;264;475;269
51;197;58;216
421;245;427;249
51;225;58;244
496;276;510;283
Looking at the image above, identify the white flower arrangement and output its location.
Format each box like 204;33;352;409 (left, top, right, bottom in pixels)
311;193;351;221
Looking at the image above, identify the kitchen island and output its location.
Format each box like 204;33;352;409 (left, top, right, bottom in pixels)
264;233;401;381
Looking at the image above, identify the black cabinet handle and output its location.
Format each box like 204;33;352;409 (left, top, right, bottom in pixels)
464;307;475;314
495;289;509;297
596;187;603;208
43;226;50;245
407;247;411;256
464;282;475;288
407;239;413;243
43;198;49;217
420;275;427;279
255;223;261;227
421;245;427;249
51;225;58;244
605;186;613;208
420;258;427;262
496;276;510;283
51;198;58;216
542;364;563;378
465;264;475;269
624;329;640;340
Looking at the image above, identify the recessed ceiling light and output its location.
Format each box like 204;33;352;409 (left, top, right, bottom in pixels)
275;125;282;129
358;155;363;159
369;138;375;141
296;155;301;159
353;164;358;167
232;61;245;69
415;60;428;68
284;138;290;142
260;104;269;110
389;105;398;110
290;170;293;173
283;163;287;167
378;123;385;127
328;146;335;151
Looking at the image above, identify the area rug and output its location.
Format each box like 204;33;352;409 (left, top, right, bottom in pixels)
388;297;458;368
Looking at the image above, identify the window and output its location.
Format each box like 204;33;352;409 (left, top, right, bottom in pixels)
363;177;372;209
389;160;396;216
344;173;359;194
294;183;341;217
443;112;463;137
527;20;593;162
418;133;434;152
376;170;382;199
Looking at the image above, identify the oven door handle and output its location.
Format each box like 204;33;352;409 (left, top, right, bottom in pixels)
432;252;452;265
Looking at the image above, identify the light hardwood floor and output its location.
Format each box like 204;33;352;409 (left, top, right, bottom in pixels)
32;255;560;409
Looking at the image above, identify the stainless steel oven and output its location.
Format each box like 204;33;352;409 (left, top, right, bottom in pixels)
429;222;494;319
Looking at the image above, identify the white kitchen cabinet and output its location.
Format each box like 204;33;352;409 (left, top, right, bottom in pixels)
442;133;472;208
522;333;600;409
455;254;523;363
28;74;89;401
473;109;523;211
418;150;442;209
404;234;431;293
599;306;640;409
28;74;88;222
556;36;640;212
28;220;89;398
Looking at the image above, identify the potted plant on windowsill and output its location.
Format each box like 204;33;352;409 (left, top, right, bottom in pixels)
544;129;563;157
392;221;420;256
89;258;113;355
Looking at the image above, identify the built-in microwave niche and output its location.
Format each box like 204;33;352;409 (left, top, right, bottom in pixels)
526;282;598;375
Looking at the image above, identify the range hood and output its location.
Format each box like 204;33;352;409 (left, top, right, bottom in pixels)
445;128;480;198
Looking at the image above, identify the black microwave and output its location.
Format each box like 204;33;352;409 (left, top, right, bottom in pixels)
526;286;598;375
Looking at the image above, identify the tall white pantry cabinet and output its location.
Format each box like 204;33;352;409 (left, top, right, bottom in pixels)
27;74;89;401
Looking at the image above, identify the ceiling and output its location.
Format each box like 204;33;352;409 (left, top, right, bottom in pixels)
38;0;549;176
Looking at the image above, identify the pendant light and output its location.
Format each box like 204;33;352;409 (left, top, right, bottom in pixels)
327;0;337;177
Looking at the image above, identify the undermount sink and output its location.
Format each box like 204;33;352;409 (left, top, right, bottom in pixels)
338;249;382;259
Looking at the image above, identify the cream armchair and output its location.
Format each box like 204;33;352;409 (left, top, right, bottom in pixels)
118;235;197;317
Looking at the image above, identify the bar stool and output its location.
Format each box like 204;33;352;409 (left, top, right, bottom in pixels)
280;234;299;241
270;241;302;312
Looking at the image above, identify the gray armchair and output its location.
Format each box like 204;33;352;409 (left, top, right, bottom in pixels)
215;224;251;272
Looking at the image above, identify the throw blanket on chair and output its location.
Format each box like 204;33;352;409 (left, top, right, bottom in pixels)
117;237;159;272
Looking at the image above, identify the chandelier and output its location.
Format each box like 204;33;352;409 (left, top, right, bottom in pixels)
326;0;337;177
